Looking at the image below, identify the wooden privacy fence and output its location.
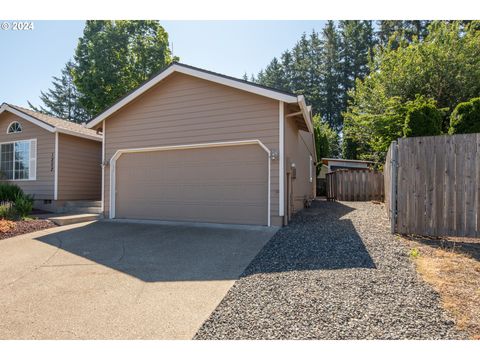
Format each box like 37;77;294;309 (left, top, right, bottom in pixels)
385;133;480;238
326;169;384;201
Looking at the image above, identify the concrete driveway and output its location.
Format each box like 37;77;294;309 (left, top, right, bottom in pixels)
0;220;276;339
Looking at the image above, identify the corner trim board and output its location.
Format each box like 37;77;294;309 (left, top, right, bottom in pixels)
279;101;285;217
54;132;59;200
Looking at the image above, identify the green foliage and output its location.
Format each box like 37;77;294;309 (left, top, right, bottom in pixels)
403;96;443;137
0;183;24;202
344;21;480;161
28;61;89;123
409;248;420;259
313;115;340;164
0;203;16;220
449;97;480;134
72;20;176;116
14;194;34;219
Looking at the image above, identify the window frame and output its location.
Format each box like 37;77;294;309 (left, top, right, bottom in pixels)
0;139;37;181
6;121;23;134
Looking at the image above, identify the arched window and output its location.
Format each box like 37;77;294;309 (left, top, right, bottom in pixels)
7;122;22;134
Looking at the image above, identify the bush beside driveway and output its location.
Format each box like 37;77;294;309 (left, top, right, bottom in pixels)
195;200;464;340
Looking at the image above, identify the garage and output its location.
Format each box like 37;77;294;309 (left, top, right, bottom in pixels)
113;142;269;225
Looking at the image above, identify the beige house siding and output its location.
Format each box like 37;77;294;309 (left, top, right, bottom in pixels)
103;72;281;224
284;110;316;214
57;133;102;200
0;112;55;199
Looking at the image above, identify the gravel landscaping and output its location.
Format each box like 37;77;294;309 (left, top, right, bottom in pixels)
195;200;464;340
0;219;56;240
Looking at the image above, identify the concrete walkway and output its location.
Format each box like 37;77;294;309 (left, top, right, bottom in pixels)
0;221;276;339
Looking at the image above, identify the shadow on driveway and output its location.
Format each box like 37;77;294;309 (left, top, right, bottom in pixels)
34;200;374;283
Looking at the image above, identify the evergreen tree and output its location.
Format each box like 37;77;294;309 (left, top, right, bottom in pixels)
338;21;375;113
319;21;342;130
28;61;89;123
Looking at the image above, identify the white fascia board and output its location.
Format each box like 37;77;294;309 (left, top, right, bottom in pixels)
0;104;55;133
297;95;314;134
55;128;102;142
87;64;299;128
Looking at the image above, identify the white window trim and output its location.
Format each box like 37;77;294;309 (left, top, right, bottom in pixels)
0;138;37;181
108;139;272;226
6;121;22;134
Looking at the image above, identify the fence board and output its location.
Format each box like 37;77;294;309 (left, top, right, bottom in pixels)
326;169;384;202
385;133;479;238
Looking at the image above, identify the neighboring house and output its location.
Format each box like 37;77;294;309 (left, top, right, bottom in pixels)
320;158;373;177
87;62;316;226
0;103;102;212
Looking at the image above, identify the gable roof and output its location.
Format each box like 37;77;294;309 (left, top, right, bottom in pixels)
0;103;102;141
86;62;313;133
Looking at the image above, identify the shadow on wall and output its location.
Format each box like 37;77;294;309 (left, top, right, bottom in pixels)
34;200;375;283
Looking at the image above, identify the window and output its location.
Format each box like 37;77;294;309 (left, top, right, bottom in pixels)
7;122;22;134
0;139;36;180
309;155;313;183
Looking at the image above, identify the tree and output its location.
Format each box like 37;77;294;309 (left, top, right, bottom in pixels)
343;21;480;161
403;96;443;137
313;115;340;165
338;21;375;113
72;20;175;116
256;57;288;91
319;21;342;130
28;61;89;123
449;97;480;134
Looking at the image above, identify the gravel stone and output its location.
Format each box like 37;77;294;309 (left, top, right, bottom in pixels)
194;200;464;339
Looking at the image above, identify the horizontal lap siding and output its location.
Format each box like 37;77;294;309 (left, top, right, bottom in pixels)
284;113;316;212
104;73;280;222
57;133;102;200
0;112;54;199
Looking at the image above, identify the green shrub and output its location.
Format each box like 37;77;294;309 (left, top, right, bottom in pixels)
0;202;16;220
403;96;443;137
449;97;480;134
0;183;24;202
14;194;34;219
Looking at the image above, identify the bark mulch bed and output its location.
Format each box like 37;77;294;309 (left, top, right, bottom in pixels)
0;219;57;240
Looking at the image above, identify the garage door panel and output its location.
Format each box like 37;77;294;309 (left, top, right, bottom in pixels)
115;144;268;225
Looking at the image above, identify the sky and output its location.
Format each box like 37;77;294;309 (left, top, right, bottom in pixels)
0;20;326;108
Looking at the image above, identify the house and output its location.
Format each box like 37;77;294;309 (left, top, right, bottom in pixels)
87;62;316;226
0;103;102;212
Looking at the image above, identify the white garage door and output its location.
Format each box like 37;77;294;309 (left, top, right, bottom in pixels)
114;144;269;225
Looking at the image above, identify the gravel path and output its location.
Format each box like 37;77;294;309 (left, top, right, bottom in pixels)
195;200;464;339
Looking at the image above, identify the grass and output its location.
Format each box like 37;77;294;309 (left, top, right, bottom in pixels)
400;234;480;339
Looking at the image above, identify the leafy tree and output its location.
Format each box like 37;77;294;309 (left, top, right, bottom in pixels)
344;21;480;161
72;20;175;116
403;96;443;137
449;97;480;134
313;115;340;164
28;61;89;123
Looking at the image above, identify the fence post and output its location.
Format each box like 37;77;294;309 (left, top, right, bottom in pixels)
390;141;398;234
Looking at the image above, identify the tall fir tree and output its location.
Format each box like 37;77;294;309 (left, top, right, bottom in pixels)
28;61;89;123
319;21;342;130
338;21;375;113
